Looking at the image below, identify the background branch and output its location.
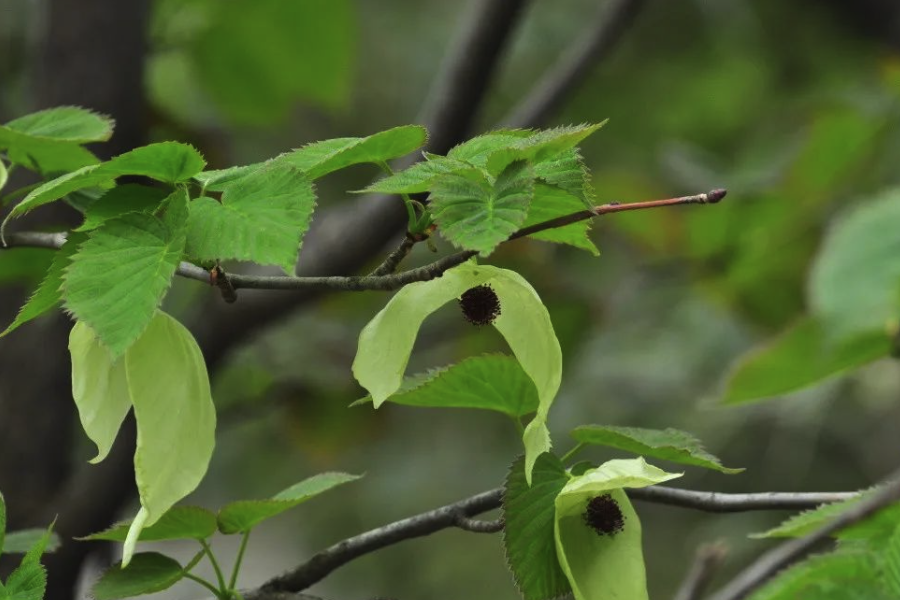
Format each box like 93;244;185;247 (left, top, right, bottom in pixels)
673;544;728;600
705;469;900;600
247;484;860;596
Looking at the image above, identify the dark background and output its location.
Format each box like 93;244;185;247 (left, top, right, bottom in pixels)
2;1;900;598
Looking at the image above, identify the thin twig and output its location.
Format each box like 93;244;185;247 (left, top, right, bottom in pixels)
673;543;728;600
503;0;649;128
248;484;858;596
369;235;420;276
1;190;726;294
705;469;900;600
453;512;504;533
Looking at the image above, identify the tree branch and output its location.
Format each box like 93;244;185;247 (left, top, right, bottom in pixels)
1;189;726;294
673;544;728;600
502;0;649;128
705;469;900;600
247;484;860;596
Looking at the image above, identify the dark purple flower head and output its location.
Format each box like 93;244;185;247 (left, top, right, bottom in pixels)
459;284;501;326
583;494;625;537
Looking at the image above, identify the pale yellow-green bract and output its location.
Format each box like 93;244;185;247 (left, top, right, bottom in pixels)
554;458;682;600
352;261;561;484
69;312;215;567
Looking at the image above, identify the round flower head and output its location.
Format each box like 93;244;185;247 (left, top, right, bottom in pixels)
583;494;625;537
458;284;501;326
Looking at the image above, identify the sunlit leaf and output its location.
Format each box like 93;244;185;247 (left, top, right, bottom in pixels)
63;189;188;357
503;454;572;600
353;354;540;418
485;123;606;175
92;553;183;600
352;262;561;483
0;107;114;143
123;312;216;563
571;425;742;474
80;506;217;542
76;184;169;232
522;184;598;255
554;458;681;600
430;160;533;256
360;156;473;194
217;472;361;534
186;164;316;273
69;321;132;464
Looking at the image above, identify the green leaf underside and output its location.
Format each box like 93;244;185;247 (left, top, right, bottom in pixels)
430;160;534;256
354;354;540;418
554;458;682;600
69;322;132;464
186;165;316;273
127;312;216;530
571;425;742;474
533;148;595;208
1;233;83;338
809;188;900;342
2;530;60;554
361;156;473;194
5;142;204;223
195;125;427;191
747;551;890;600
523;184;598;255
217;472;361;534
92;552;183;600
485;123;606;176
352;261;562;483
80;506;217;542
722;318;887;405
752;490;900;542
1;107;113;143
76;184;169;232
63;189;188;357
503;454;572;600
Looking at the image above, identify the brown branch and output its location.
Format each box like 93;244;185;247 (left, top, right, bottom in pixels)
705;469;900;600
247;483;857;596
1;189;726;294
503;0;649;128
368;234;421;276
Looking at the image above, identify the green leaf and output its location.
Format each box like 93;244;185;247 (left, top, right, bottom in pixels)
522;184;598;255
0;107;114;143
809;188;900;341
63;189;188;357
533;149;595;208
447;130;532;165
721;318;888;405
3;524;54;600
186;165;316;273
192;0;355;125
360;156;473;195
503;454;572;600
353;354;540;418
352;261;562;483
554;458;682;600
430;160;534;256
76;184;169;232
570;425;743;474
885;524;900;597
4;142;204;223
80;506;217;542
123;312;216;560
217;472;361;534
2;530;60;554
485;123;606;175
5;141;99;175
752;490;899;542
68;321;132;464
92;552;184;600
195;125;428;192
1;233;82;339
747;551;890;600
